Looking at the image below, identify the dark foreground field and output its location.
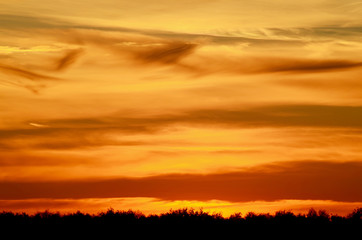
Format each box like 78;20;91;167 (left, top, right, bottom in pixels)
1;207;361;225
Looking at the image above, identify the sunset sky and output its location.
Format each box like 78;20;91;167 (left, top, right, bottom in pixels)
1;0;362;216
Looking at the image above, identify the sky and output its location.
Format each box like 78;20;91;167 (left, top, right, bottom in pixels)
0;0;362;216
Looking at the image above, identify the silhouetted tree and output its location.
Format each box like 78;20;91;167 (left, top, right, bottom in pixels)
274;210;297;224
347;208;362;224
0;207;361;226
228;212;243;224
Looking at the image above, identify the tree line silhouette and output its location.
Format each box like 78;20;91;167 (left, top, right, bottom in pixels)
0;207;361;225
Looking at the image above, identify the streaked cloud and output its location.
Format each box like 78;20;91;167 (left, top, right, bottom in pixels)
1;161;360;202
1;104;361;154
0;64;58;81
18;104;362;129
55;49;84;71
0;63;60;93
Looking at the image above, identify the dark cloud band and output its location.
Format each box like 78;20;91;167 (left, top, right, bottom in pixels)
0;161;360;202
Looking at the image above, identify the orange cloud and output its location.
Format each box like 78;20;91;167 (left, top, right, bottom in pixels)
0;64;57;81
55;48;84;71
1;104;362;154
1;161;361;202
49;27;362;74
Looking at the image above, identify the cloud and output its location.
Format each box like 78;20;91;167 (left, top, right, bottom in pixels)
0;126;150;151
0;152;95;167
77;31;362;74
0;160;360;202
79;24;304;47
189;56;362;76
2;13;362;44
0;64;59;81
55;48;84;71
42;104;362;129
0;199;77;210
131;42;197;64
1;104;362;150
3;14;362;78
29;123;49;128
261;26;362;41
247;58;362;73
66;27;362;74
0;14;303;46
274;76;362;94
0;63;61;93
0;14;66;29
0;48;83;93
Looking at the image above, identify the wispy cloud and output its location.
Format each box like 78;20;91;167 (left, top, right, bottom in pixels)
0;64;58;81
0;46;83;93
55;48;84;71
0;63;61;93
2;14;362;90
0;14;66;29
43;26;362;75
28;104;362;129
1;104;361;152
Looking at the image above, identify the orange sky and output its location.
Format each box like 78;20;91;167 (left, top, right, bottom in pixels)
0;0;362;216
